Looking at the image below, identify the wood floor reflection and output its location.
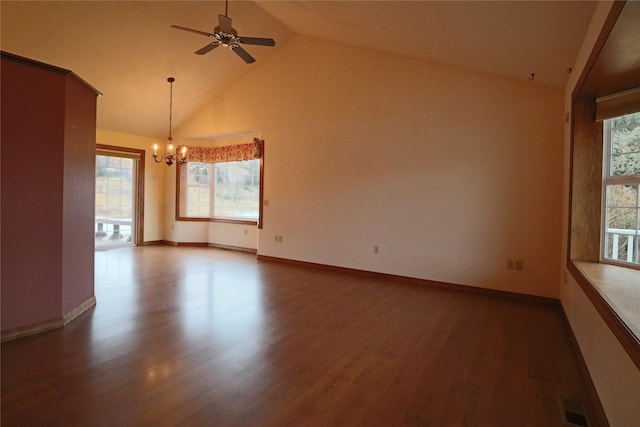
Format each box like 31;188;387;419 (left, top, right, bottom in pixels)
2;246;598;426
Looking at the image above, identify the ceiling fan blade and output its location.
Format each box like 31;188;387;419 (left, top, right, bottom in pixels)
171;24;214;38
218;14;233;33
230;45;255;63
238;36;276;47
195;42;220;55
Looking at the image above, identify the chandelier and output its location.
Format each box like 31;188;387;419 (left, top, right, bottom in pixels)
153;77;186;166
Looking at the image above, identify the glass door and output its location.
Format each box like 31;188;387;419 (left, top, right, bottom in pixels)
95;151;138;249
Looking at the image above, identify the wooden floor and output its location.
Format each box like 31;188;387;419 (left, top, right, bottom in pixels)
2;246;598;426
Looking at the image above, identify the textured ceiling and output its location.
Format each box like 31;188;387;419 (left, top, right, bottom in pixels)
1;1;597;138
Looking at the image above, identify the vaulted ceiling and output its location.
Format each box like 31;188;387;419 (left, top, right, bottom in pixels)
1;1;597;138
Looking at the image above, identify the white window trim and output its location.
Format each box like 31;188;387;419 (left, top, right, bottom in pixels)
600;118;640;269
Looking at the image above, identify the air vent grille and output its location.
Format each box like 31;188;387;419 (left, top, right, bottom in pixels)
559;396;590;427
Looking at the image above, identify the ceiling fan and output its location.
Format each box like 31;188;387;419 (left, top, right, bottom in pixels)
171;0;276;64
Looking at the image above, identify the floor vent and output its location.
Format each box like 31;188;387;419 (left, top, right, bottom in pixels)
559;396;590;427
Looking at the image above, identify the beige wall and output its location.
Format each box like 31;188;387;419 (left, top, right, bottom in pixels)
96;128;166;242
560;2;640;426
178;34;564;298
208;222;258;250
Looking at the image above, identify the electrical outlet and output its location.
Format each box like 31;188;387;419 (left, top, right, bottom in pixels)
373;245;379;254
507;260;515;270
244;229;248;235
515;260;524;271
263;199;270;206
274;235;284;243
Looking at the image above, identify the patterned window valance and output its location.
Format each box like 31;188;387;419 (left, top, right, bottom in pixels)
184;138;263;163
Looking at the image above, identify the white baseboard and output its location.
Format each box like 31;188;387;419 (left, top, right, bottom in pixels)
63;296;97;325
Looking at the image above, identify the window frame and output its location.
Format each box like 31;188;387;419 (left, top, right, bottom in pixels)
600;114;640;269
176;161;208;223
180;162;214;221
176;157;264;228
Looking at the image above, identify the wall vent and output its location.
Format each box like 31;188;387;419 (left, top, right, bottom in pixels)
559;396;590;427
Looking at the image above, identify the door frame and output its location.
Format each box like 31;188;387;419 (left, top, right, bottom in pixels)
96;144;146;246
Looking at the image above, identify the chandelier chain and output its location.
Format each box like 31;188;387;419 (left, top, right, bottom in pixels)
168;77;174;141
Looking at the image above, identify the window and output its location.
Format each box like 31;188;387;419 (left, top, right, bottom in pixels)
178;159;261;223
185;162;211;217
602;111;640;268
213;159;260;220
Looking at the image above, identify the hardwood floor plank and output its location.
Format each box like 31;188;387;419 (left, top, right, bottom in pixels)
2;246;601;426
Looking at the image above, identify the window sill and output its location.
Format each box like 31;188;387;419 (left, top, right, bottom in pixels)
569;260;640;369
175;216;208;222
209;218;257;226
174;216;258;226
